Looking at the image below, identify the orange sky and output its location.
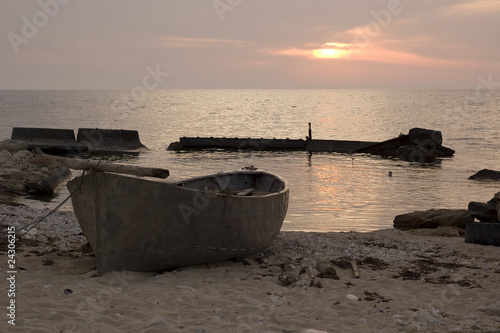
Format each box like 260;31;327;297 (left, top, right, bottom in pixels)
1;0;499;89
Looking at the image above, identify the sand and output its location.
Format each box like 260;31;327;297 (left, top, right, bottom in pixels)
2;204;500;333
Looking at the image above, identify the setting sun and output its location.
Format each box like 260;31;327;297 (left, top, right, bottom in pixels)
312;48;348;59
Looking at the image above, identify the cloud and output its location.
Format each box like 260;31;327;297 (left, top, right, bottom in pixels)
153;36;254;48
1;0;499;89
447;0;500;15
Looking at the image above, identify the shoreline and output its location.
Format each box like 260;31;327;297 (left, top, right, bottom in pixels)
1;141;500;331
2;204;500;332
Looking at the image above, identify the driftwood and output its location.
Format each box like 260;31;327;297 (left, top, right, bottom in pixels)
25;167;72;195
351;260;360;278
31;148;169;179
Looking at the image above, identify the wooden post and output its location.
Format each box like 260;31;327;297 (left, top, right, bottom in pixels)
31;148;169;179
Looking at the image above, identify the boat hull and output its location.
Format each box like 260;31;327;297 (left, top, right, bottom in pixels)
67;171;289;274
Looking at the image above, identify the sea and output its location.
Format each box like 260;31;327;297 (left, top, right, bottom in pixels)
1;89;499;232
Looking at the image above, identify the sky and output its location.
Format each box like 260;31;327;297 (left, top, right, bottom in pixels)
1;0;499;90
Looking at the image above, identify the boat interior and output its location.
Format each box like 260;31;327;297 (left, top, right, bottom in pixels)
176;172;285;196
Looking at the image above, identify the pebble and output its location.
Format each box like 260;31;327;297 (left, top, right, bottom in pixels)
270;297;282;305
449;328;463;332
176;285;195;291
395;319;409;326
485;302;500;317
346;294;359;301
145;317;166;328
461;261;473;268
0;150;11;159
466;319;477;327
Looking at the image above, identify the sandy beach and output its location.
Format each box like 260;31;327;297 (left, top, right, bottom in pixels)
2;203;500;333
2;0;500;329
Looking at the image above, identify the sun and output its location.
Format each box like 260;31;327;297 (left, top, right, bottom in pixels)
312;48;348;59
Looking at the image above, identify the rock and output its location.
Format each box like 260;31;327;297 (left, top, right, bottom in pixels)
145;317;167;328
406;226;462;237
394;209;474;231
0;150;11;164
316;261;339;279
468;169;500;181
468;201;498;222
395;319;409;326
409;128;443;146
396;145;436;163
12;150;32;161
465;222;500;246
434;145;455;157
279;264;300;285
498;203;500;222
166;141;182;150
487;196;500;206
485;302;500;317
0;139;29;153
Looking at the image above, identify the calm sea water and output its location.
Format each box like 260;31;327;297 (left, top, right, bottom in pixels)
1;89;499;232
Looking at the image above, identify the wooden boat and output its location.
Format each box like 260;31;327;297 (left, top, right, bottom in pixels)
67;170;289;275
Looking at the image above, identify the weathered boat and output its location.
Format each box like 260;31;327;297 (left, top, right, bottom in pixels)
67;170;289;275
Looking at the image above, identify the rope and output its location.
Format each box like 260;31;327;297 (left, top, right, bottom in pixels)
17;160;101;238
193;238;275;253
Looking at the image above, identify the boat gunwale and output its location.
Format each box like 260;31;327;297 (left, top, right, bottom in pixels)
174;170;289;198
73;169;288;198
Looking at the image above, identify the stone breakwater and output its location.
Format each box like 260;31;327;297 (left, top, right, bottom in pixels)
0;140;65;202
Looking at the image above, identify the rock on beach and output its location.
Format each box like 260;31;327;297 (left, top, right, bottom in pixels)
468;169;500;181
393;209;473;231
0;139;66;202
